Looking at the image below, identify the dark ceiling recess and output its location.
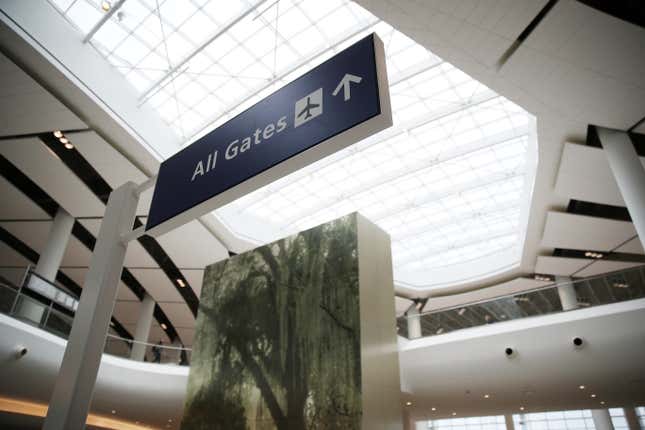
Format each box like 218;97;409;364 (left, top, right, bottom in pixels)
38;132;199;318
567;200;631;222
586;124;645;155
0;225;132;340
577;0;645;29
0;152;178;341
553;248;645;263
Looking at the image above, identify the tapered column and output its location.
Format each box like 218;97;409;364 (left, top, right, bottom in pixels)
35;207;75;281
43;182;139;430
556;276;579;311
17;207;74;323
592;409;615;430
407;307;422;339
130;293;155;361
597;127;645;247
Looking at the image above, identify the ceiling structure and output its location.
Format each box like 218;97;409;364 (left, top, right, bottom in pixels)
47;0;536;290
0;0;644;354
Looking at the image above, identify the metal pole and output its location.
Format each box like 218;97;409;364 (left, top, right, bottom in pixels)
43;182;139;430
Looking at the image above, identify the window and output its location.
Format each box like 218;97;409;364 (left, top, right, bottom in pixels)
514;410;595;430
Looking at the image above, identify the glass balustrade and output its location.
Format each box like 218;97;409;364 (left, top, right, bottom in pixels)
398;265;645;339
0;267;192;366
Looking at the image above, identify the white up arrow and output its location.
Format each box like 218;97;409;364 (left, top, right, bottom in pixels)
332;73;362;101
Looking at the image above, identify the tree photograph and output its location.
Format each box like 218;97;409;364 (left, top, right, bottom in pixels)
181;214;362;430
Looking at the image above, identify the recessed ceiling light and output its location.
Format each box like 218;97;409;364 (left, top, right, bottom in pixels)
59;137;69;144
111;409;116;414
484;394;490;399
591;394;596;398
101;1;111;12
458;308;466;316
405;401;412;406
579;385;585;390
520;406;525;411
53;130;63;138
177;278;186;288
600;401;605;405
452;412;457;416
64;142;74;150
431;407;436;411
161;323;168;330
168;419;173;422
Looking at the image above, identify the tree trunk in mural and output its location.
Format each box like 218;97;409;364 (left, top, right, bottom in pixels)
182;215;362;430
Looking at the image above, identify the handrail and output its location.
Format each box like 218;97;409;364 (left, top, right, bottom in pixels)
399;264;645;339
0;272;191;365
413;264;645;317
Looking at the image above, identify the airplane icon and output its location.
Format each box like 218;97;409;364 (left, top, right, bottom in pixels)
297;96;320;120
294;88;323;128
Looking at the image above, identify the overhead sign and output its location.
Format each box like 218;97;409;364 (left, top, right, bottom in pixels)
145;33;391;236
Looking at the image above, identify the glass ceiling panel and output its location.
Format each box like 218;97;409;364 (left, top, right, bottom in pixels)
48;0;535;289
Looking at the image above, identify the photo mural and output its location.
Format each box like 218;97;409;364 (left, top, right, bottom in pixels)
181;214;362;430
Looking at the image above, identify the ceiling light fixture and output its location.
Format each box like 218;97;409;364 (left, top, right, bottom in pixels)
484;394;490;399
53;130;63;138
405;401;412;406
579;385;585;390
177;278;186;288
584;251;603;259
452;412;457;416
64;142;74;150
612;282;629;288
101;1;111;12
600;401;605;405
435;327;444;335
591;394;596;398
520;406;525;411
59;137;69;144
161;323;168;330
431;407;436;411
111;410;116;414
534;274;552;282
458;308;466;316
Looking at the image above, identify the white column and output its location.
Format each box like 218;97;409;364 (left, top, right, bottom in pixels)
556;276;579;311
407;307;422;339
130;293;155;361
43;182;139;430
592;409;615;430
505;414;516;430
17;207;74;323
35;207;75;281
598;127;645;247
624;408;641;430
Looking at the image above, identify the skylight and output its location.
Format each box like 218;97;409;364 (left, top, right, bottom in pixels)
49;0;535;289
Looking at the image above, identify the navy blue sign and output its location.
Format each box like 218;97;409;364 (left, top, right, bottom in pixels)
146;33;384;233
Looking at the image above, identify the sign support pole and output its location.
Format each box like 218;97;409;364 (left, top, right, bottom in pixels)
43;181;140;430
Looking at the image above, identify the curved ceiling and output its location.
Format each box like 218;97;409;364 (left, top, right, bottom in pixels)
48;0;536;289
